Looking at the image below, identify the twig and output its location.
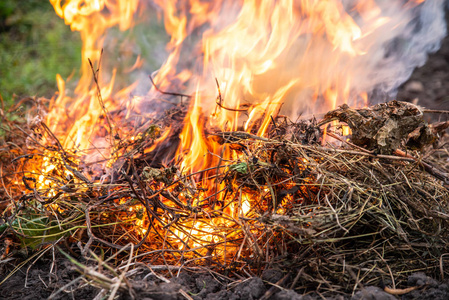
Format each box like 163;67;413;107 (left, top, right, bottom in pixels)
88;50;116;148
440;253;449;280
260;274;289;300
48;277;82;299
423;109;449;114
149;74;191;104
324;194;349;234
384;286;418;295
289;267;304;289
211;131;269;143
40;122;91;184
108;244;135;300
326;131;373;154
394;149;449;185
215;78;248;112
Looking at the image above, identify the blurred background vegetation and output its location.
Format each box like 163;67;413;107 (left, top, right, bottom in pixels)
0;1;168;109
0;0;81;107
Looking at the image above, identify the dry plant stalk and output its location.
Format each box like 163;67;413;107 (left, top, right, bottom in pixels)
0;99;448;296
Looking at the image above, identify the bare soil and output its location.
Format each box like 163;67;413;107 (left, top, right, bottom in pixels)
1;250;448;299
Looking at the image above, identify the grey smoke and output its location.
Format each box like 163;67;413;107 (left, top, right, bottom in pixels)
102;0;448;118
367;0;446;102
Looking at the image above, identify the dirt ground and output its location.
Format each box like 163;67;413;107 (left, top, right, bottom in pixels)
2;11;449;300
1;250;449;300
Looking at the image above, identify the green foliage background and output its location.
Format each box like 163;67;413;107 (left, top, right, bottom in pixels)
0;0;82;107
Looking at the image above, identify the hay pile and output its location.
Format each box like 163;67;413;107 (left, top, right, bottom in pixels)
1;97;449;296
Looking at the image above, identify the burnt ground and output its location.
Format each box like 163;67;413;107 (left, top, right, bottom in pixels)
2;15;449;300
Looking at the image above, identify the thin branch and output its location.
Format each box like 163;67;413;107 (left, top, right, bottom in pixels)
215;78;248;112
149;74;191;104
88;49;116;147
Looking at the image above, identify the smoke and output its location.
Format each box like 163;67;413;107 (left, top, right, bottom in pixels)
141;0;448;119
361;0;447;102
98;0;448;123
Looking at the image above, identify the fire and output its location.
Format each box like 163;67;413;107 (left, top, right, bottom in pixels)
48;0;140;153
24;0;440;262
45;0;437;169
178;87;210;174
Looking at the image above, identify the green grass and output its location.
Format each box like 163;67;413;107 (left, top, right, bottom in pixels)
0;1;169;110
0;0;82;107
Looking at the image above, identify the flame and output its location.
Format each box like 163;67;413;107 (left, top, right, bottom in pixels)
48;0;140;153
46;0;433;174
38;0;436;261
178;86;210;174
153;0;409;169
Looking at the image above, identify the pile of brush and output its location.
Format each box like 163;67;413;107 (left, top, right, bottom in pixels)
1;97;448;297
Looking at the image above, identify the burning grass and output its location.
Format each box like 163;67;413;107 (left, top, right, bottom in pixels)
1;97;449;297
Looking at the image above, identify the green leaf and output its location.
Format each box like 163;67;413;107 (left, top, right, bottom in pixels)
229;162;248;174
13;215;66;249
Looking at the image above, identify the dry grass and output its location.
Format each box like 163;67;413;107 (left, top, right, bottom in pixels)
1;97;448;297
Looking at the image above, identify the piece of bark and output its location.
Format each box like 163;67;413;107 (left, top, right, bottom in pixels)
406;120;449;150
322;100;425;154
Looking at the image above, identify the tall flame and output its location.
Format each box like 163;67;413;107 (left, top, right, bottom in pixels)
44;0;446;255
48;0;140;154
47;0;446;166
148;0;445;173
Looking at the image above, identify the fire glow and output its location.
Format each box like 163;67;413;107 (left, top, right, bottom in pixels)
19;0;446;263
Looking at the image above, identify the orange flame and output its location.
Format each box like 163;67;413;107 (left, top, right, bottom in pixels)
46;0;432;172
48;0;140;154
44;0;433;258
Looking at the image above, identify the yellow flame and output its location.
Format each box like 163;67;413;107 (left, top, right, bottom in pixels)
44;0;429;257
